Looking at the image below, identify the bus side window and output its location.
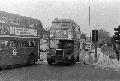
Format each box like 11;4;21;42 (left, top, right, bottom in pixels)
17;41;21;47
20;41;24;47
22;41;29;47
21;41;35;47
29;41;35;47
20;42;22;47
0;41;8;48
9;41;16;47
22;41;25;47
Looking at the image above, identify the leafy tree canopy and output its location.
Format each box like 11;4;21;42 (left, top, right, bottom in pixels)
80;33;87;40
97;29;111;47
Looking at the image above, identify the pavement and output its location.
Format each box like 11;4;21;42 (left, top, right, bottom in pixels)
2;61;120;81
82;47;120;71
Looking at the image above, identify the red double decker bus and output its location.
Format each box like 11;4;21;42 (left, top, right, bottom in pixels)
0;11;43;68
47;19;81;65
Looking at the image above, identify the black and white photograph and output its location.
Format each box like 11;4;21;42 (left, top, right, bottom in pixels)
0;0;120;81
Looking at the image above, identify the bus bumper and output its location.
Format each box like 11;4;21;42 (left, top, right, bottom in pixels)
47;55;73;63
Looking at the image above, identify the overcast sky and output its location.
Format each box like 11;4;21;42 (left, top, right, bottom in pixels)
0;0;119;36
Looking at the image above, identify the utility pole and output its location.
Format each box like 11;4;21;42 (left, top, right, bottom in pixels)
114;25;120;61
88;6;93;64
95;39;97;62
92;29;98;62
89;6;91;43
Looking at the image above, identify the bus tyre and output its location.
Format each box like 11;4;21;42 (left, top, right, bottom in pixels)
27;54;35;65
70;55;75;64
76;55;79;62
47;58;54;65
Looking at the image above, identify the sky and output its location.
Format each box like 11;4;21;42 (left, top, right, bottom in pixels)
0;0;119;36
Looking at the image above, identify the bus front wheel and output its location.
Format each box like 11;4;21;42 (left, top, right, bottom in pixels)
47;58;54;65
76;55;79;62
69;55;75;64
27;54;35;65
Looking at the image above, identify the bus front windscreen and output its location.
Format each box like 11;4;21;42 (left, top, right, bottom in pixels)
49;40;73;49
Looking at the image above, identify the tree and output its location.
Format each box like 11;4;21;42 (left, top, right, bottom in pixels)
98;29;110;39
80;33;87;40
97;29;111;47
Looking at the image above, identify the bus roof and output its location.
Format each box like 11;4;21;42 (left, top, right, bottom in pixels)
52;19;74;23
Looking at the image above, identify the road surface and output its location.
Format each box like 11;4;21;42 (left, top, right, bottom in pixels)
0;61;120;81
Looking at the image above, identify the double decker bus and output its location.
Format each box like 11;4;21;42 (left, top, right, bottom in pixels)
47;19;81;65
0;11;43;68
